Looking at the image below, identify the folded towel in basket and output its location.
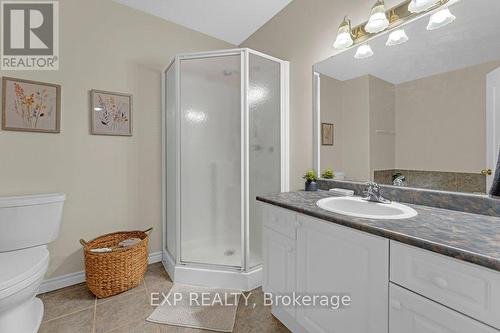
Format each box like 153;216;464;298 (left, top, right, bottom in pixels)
119;238;142;247
90;247;113;253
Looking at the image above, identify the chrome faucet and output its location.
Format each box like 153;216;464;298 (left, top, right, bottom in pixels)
393;174;406;187
363;181;391;204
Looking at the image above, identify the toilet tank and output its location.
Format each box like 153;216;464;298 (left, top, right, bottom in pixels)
0;193;66;252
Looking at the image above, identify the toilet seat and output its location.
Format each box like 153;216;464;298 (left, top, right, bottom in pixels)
0;247;49;297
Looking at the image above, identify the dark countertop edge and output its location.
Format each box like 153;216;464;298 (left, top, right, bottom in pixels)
257;196;500;272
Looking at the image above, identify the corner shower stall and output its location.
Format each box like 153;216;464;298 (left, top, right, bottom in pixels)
162;48;289;290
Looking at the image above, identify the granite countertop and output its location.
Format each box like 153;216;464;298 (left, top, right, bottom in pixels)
257;191;500;272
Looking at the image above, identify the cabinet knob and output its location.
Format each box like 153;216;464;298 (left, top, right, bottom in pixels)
390;299;402;310
432;276;448;289
287;246;294;253
295;221;302;228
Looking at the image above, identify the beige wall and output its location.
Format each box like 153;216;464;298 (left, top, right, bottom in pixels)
342;76;371;181
320;74;395;181
0;0;232;278
241;0;404;189
370;76;395;174
395;61;500;173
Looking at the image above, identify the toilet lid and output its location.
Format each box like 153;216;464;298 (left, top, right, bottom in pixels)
0;247;49;291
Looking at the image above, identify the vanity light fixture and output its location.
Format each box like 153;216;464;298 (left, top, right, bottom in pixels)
427;7;456;30
354;44;374;59
333;16;354;49
386;29;409;46
365;0;390;34
332;0;454;51
408;0;439;13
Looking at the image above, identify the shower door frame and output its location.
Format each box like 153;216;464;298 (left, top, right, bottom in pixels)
162;48;289;273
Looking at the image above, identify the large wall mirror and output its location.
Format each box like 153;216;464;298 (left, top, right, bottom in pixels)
313;0;500;194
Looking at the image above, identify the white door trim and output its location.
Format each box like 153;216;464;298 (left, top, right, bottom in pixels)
313;72;321;175
486;67;500;191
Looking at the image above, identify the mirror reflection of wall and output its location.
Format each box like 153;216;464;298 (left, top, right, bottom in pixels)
314;0;500;194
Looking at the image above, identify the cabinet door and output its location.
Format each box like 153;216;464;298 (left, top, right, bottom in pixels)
296;214;389;333
263;226;296;318
390;283;498;333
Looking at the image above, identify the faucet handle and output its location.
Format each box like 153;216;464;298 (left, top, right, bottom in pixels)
363;181;390;204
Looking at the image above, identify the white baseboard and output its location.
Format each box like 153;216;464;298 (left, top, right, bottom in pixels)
272;307;308;333
38;251;162;294
38;270;86;294
162;249;176;280
148;251;162;264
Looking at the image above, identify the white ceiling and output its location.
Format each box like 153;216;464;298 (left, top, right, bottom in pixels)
314;0;500;84
112;0;292;45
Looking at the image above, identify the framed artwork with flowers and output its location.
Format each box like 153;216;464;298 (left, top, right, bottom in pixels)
2;77;61;133
90;89;132;136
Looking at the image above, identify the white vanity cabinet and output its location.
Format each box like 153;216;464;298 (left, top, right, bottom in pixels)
262;228;296;296
262;227;296;319
260;202;500;333
295;214;389;333
262;205;297;320
261;202;389;333
389;283;498;333
390;241;500;329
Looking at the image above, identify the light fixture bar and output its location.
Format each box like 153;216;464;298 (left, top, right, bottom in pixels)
351;0;449;45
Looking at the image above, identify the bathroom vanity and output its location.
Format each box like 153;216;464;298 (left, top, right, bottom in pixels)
257;191;500;333
272;0;500;330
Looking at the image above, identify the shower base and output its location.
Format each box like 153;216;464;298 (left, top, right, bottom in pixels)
162;249;262;291
180;237;261;267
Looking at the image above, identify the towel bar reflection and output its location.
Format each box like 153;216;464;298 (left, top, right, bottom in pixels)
375;130;396;135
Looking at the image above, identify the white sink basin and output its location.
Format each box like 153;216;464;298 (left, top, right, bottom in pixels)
316;196;418;220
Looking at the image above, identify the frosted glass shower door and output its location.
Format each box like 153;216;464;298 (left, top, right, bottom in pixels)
180;54;242;267
248;52;282;268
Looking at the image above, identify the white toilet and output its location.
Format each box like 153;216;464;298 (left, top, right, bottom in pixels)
0;193;66;333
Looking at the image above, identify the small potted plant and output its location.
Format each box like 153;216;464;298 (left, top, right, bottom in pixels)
303;170;319;191
321;168;335;179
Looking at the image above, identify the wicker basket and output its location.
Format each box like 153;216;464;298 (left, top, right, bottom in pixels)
79;227;152;298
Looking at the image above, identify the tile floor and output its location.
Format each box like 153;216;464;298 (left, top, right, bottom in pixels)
38;262;291;333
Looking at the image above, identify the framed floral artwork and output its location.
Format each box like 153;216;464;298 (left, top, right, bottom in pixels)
321;123;334;146
2;77;61;133
90;90;132;136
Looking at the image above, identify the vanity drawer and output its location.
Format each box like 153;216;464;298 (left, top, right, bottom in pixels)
390;283;498;333
390;241;500;329
261;203;297;239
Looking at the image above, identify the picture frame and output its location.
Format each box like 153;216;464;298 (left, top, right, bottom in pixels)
2;76;61;133
90;89;132;136
321;123;334;146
